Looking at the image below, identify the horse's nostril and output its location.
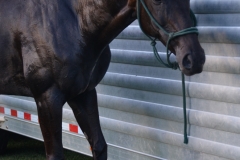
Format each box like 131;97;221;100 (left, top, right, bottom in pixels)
182;54;193;70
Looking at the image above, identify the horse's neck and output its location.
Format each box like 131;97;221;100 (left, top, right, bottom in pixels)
75;0;136;52
76;0;115;33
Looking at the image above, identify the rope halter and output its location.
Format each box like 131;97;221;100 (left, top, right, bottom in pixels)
137;0;199;144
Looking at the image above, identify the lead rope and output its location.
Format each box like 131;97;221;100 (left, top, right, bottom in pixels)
137;0;199;144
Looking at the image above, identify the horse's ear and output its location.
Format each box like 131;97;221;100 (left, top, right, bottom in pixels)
190;9;197;26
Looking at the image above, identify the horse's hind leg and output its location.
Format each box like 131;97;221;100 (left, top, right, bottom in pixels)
34;85;66;160
67;89;107;160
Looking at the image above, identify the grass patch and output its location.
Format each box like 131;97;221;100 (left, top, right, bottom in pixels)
0;133;92;160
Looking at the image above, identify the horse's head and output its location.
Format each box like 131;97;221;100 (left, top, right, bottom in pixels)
135;0;205;76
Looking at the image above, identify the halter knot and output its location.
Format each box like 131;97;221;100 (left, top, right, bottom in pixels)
171;62;179;70
169;32;175;40
151;41;156;47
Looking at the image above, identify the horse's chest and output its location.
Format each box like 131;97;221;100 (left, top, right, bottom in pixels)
51;47;111;95
85;47;111;91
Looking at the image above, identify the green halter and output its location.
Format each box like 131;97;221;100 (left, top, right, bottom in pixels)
137;0;199;144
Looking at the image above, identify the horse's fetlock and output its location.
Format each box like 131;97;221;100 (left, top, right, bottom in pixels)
46;154;65;160
92;140;107;160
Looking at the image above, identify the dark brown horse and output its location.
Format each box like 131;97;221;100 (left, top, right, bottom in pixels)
0;0;205;159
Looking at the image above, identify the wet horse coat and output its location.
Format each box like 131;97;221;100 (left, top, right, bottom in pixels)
0;0;205;159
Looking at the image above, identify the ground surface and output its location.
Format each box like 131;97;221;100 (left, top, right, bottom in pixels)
0;132;92;160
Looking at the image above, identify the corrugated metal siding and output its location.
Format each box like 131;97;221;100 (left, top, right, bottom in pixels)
96;0;240;159
1;0;239;159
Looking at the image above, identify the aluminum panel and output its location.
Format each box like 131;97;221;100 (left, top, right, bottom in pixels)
1;0;240;159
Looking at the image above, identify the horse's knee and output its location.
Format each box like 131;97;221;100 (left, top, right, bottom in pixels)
92;139;107;160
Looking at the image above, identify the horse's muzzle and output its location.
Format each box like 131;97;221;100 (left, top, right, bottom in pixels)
181;53;205;76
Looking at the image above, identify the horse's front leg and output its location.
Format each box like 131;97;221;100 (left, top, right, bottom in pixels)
68;89;107;160
33;85;66;160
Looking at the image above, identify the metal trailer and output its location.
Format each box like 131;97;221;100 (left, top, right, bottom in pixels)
1;0;240;159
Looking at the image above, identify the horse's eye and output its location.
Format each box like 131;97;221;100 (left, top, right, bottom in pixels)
153;0;162;5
